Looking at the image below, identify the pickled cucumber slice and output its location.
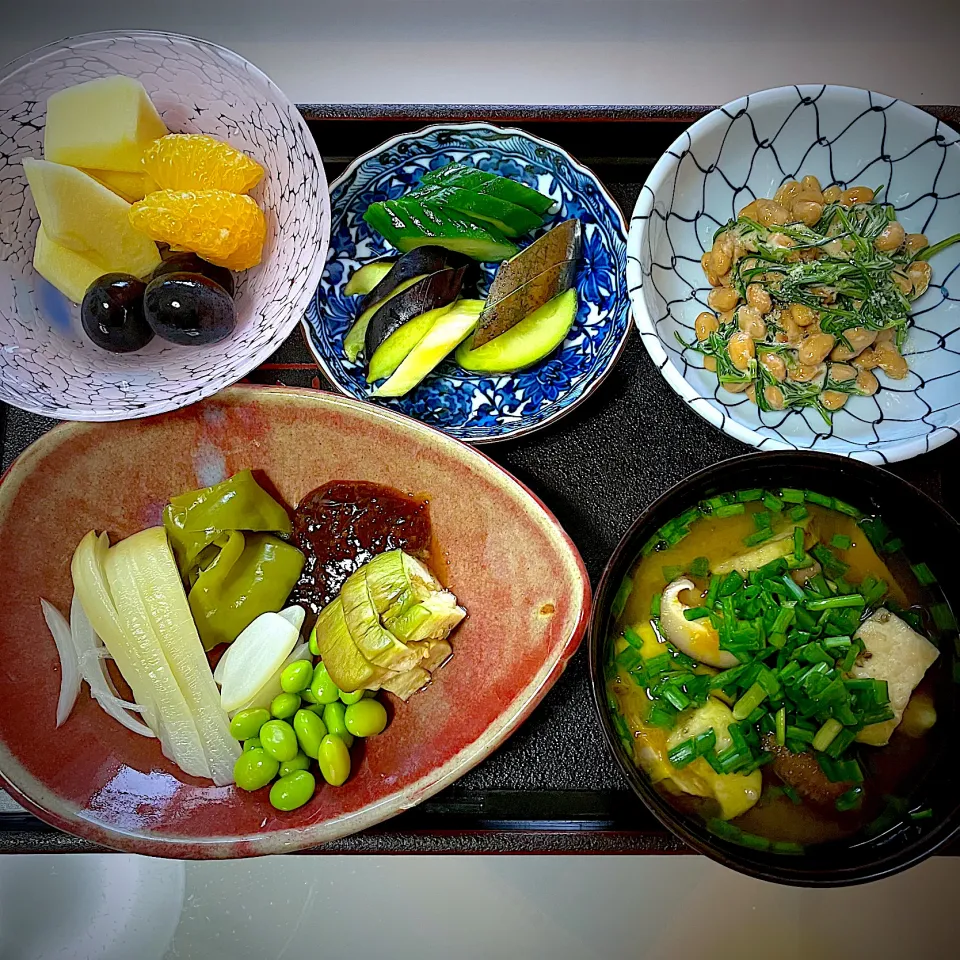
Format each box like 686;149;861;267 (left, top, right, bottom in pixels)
410;184;543;238
456;288;577;374
420;162;554;216
343;259;394;296
364;198;519;262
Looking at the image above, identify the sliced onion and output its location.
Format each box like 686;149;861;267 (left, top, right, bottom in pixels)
70;594;156;739
41;599;81;727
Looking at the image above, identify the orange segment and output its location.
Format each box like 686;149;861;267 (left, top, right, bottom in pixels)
129;189;266;270
142;134;264;194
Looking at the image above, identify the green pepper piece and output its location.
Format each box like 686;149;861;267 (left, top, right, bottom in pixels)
189;532;305;650
164;470;292;571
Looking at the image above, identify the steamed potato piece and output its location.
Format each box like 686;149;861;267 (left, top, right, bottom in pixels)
853;609;939;745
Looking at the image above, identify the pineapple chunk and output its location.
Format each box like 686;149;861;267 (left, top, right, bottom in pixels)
33;226;102;304
853;608;939;745
44;76;167;173
83;168;158;203
23;159;160;278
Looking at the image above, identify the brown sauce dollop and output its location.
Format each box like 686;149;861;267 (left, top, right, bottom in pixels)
289;480;432;614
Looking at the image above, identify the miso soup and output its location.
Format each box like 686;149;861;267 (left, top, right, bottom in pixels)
605;487;955;852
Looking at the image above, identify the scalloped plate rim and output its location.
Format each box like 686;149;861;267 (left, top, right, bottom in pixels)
302;120;631;445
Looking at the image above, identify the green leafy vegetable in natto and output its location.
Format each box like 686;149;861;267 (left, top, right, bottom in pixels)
681;177;960;423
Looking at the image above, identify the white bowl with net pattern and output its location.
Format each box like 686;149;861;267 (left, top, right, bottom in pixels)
0;31;329;420
627;85;960;464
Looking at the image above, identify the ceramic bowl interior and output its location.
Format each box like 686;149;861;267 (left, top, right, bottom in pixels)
0;386;589;857
0;31;329;421
627;85;960;463
305;121;629;443
589;452;960;886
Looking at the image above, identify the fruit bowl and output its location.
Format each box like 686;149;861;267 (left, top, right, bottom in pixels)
0;31;329;421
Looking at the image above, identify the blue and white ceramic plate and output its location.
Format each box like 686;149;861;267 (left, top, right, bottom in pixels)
628;85;960;464
304;122;629;443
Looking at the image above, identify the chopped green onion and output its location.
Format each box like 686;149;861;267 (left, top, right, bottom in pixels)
859;516;891;551
763;493;784;513
690;556;710;579
772;840;805;854
737;831;772;852
804;491;833;508
706;575;721;606
775;707;786;746
812;718;843;752
611;576;632;618
832;498;862;519
623;625;644;649
806;594;864;611
780;488;805;504
647;704;677;728
781;575;806;602
835;786;864;812
662;564;684;582
650;593;661;619
719;571;744;597
909;807;934;821
743;529;775;547
683;606;712;621
615;647;644;673
782;785;802;805
753;511;772;531
931;603;957;633
883;537;904;554
732;682;769;721
840;643;861;674
788;505;808;521
737;489;764;502
911;562;937;587
793;526;806;562
715;503;746;518
830;534;852;550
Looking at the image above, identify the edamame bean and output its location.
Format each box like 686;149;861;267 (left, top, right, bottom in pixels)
278;751;311;777
229;707;270;741
300;686;320;705
293;708;327;759
269;770;316;811
243;737;262;753
308;625;321;657
233;748;279;791
344;698;388;738
270;692;301;720
310;662;341;705
321;701;354;748
338;689;364;705
281;659;314;694
259;719;298;762
317;734;351;786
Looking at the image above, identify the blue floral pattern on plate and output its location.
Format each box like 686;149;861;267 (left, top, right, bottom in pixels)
303;122;629;443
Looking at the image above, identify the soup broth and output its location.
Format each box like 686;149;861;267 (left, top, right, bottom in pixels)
606;488;954;851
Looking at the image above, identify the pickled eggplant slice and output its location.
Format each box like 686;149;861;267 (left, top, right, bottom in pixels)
367;305;447;383
457;288;578;374
343;274;426;362
343;259;395;297
410;184;543;238
420;162;554;216
474;219;581;347
364;265;467;365
358;246;472;316
374;299;484;397
364;198;519;262
475;259;578;348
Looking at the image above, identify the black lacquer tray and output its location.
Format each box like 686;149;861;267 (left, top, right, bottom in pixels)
1;105;957;855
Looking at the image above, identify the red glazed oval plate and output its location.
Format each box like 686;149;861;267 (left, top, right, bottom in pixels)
0;386;589;857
